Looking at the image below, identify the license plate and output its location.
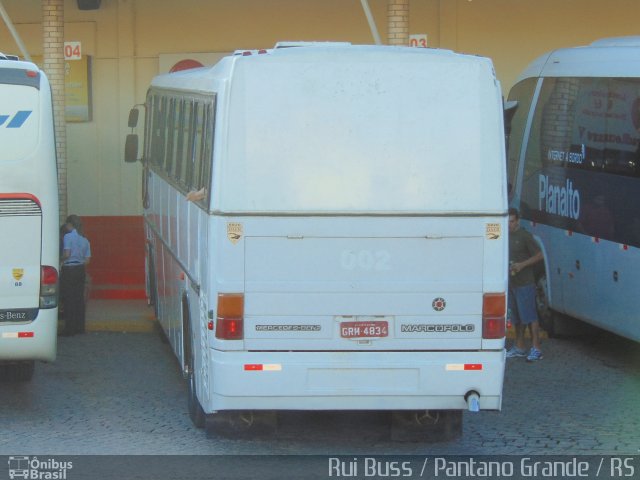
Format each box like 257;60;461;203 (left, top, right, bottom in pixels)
340;320;389;339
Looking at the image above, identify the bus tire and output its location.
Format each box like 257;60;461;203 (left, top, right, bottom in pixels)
183;301;206;428
205;410;277;438
1;361;35;382
390;410;462;442
535;279;597;338
154;321;169;345
186;349;206;428
147;250;160;320
535;276;557;337
147;251;168;344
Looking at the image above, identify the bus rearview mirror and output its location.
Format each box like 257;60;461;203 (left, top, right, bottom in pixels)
124;134;139;163
128;108;139;128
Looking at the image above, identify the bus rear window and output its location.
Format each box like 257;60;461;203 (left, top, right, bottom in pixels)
0;68;40;89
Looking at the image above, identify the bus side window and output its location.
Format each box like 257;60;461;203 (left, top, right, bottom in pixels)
200;102;215;200
186;99;214;207
164;97;176;175
190;102;204;193
150;95;166;167
600;79;640;177
194;101;214;207
179;99;194;189
172;99;186;182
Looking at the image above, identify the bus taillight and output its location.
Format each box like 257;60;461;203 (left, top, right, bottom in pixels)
40;265;59;309
215;293;244;340
482;293;506;339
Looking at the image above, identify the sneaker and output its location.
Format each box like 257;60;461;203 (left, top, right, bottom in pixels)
506;346;527;358
526;347;544;362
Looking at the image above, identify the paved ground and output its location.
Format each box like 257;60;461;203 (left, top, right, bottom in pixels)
1;303;638;456
83;299;156;333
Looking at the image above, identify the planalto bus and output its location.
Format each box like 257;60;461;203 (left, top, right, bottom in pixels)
506;37;640;342
126;42;509;439
0;55;60;381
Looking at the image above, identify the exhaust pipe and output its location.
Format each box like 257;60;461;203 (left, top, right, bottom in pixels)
465;391;480;412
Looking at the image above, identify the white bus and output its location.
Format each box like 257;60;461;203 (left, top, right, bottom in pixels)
126;43;508;440
0;56;60;382
506;37;640;342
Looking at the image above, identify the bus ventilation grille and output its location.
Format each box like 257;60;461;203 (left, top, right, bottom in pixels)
0;198;42;216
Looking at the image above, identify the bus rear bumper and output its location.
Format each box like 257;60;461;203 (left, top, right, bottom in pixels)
206;349;505;412
0;309;57;362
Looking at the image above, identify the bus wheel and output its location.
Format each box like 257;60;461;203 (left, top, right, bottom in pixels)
147;252;169;346
185;325;206;428
205;410;277;438
0;361;35;382
147;252;160;320
390;410;462;442
535;276;557;337
186;360;206;428
154;322;169;345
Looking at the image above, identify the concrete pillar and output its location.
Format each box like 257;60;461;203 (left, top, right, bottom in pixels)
387;0;409;46
42;0;66;222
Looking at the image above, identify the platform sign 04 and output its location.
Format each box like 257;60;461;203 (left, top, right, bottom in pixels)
64;41;82;60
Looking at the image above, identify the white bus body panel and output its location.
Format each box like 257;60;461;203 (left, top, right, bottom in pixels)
217;48;505;214
209;351;504;411
201;213;507;411
147;45;508;412
0;61;59;362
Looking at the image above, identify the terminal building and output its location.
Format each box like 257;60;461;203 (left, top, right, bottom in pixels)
1;0;638;299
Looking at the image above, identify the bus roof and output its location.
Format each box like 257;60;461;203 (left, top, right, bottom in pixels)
516;36;640;82
149;43;477;94
0;58;40;71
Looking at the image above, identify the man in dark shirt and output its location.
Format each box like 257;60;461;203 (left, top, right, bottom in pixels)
507;208;544;362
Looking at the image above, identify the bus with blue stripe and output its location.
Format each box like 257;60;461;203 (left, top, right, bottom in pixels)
0;55;60;381
506;37;640;342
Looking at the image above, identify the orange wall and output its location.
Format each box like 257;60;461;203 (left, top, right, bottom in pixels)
82;216;146;299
